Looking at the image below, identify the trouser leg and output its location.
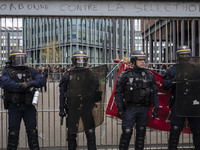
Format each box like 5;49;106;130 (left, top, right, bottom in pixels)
67;133;77;150
119;127;133;150
193;126;200;150
168;126;181;150
27;129;40;150
85;128;97;150
7;131;19;150
135;126;146;150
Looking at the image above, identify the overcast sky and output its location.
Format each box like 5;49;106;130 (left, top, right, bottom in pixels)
1;18;22;28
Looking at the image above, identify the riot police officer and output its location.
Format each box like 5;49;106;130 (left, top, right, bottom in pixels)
115;50;159;150
0;49;45;150
59;50;97;150
163;45;200;150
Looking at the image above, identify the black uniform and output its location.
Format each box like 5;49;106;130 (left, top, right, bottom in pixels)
59;50;96;150
163;65;200;150
0;65;45;150
115;67;159;150
59;68;96;150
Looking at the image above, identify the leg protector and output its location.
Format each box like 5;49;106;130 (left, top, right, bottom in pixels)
85;128;97;150
67;133;77;150
27;129;40;150
119;127;133;150
135;126;146;150
7;131;19;150
168;126;181;150
193;126;200;150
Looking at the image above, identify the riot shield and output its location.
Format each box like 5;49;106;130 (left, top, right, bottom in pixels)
176;57;200;117
68;65;107;134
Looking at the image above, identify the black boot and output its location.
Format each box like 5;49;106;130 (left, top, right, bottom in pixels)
85;128;97;150
7;131;19;150
135;126;146;150
67;133;77;150
27;129;40;150
168;126;181;150
119;127;133;150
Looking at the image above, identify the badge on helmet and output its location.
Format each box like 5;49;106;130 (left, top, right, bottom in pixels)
9;49;27;67
71;51;88;68
130;50;146;63
176;45;192;56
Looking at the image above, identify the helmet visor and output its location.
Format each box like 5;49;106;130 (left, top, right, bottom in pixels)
75;57;88;67
12;55;27;67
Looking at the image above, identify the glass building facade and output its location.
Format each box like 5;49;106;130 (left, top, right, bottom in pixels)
23;18;143;66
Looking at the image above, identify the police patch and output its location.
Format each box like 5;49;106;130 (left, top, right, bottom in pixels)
129;78;133;84
17;73;22;79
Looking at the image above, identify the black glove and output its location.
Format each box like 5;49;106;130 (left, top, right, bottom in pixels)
151;107;159;120
18;82;32;91
59;107;66;118
117;106;124;120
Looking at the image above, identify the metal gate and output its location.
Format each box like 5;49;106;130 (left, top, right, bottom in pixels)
0;0;200;149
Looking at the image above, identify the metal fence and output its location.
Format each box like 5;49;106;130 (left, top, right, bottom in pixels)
0;1;200;149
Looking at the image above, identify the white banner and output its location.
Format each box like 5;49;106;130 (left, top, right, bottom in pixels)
0;1;199;17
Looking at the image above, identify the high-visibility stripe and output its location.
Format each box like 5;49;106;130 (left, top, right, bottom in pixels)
73;54;87;57
131;55;146;57
177;49;191;53
10;53;26;55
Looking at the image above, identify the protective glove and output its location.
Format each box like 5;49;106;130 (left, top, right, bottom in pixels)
59;107;66;118
18;82;32;91
151;107;159;120
117;106;124;120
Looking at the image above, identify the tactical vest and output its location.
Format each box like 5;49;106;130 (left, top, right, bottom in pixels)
4;66;33;104
124;69;152;105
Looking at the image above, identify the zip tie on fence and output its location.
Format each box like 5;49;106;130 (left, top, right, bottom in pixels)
106;59;124;79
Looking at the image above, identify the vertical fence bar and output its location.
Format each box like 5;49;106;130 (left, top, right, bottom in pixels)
154;19;157;63
165;19;168;63
130;19;135;54
192;20;196;57
172;20;176;61
181;19;185;46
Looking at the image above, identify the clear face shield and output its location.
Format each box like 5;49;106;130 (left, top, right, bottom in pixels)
75;57;88;68
11;55;27;67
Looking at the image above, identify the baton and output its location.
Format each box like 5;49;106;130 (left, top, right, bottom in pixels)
60;117;63;126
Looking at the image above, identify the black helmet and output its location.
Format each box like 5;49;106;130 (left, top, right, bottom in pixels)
9;49;27;67
176;45;192;56
130;50;146;63
71;50;88;68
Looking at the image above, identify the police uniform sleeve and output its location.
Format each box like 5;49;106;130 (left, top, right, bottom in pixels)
150;73;159;109
30;68;45;88
162;66;176;90
114;70;128;108
0;68;21;92
59;73;69;109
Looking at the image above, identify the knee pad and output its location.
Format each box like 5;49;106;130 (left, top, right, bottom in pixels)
7;131;19;149
170;126;181;136
122;127;133;135
85;128;95;135
136;126;146;137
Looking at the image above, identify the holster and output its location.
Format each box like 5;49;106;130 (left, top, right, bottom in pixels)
169;95;175;108
2;94;9;109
